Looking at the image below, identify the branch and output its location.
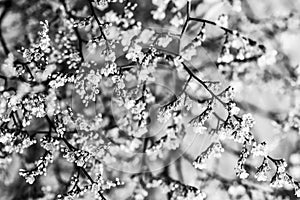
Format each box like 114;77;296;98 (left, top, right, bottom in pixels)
87;0;107;41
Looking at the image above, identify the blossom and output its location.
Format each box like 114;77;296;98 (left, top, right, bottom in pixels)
294;182;300;198
170;13;185;28
215;14;228;28
270;172;289;188
227;101;240;115
126;43;144;62
157;35;172;48
255;170;268;182
138;29;155;44
251;142;267;157
219;86;235;102
189;103;213;129
19;152;53;184
241;113;255;128
193;141;224;170
236;167;249;179
235;144;250;179
157;94;186;123
38;20;51;52
151;9;166;21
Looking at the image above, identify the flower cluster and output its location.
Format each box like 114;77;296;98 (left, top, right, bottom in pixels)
21;93;47;126
20;20;51;71
218;113;255;144
74;63;102;106
0;128;36;154
251;141;267;157
62;148;91;167
189;101;213;132
255;157;271;182
146;123;185;158
146;174;206;200
235;143;250;179
193;141;224;170
157;93;187;123
269;158;289;188
19;151;53;184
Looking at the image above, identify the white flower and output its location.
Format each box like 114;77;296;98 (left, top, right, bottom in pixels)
138;29;155;44
157;35;172;48
277;159;287;173
251;142;267;157
193;161;206;170
151;8;166;21
238;169;249;179
125;99;135;110
129;138;142;151
121;29;141;49
94;0;109;10
38;20;51;52
255;170;268;182
126;44;144;62
189;105;212;128
172;0;186;10
294;183;300;197
170;13;184;28
270;174;284;188
242;113;255;128
215;14;228;28
25;175;35;184
182;47;197;61
296;189;300;198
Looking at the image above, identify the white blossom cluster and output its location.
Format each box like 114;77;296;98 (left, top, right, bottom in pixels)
193;141;224;170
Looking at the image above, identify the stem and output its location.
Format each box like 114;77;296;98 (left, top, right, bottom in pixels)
87;0;107;41
181;1;265;51
181;62;227;107
60;0;85;61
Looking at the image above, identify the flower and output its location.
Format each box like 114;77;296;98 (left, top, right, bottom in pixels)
216;14;228;28
236;167;249;179
270;172;289;188
255;157;271;182
138;29;155;44
189;103;213;129
38;20;51;52
193;141;224;170
251;142;267;157
170;13;184;27
241;113;255;128
294;182;300;198
157;35;172;48
255;170;268;182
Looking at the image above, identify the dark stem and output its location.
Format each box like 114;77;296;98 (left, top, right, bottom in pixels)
87;0;107;41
